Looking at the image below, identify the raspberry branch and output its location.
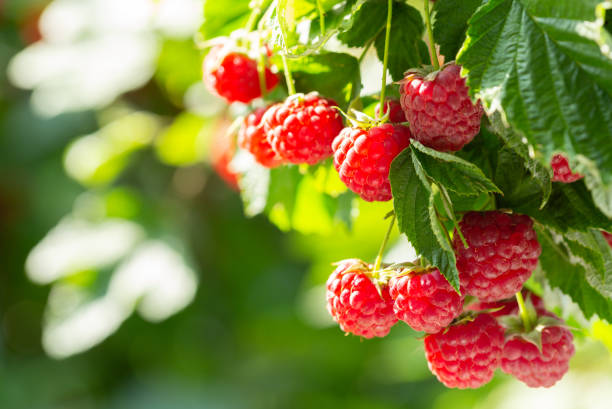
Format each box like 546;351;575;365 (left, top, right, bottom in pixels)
316;0;326;36
423;0;440;70
374;212;396;271
515;290;535;332
377;0;393;121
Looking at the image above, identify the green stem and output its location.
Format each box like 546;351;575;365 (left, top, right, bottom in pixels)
358;36;375;64
256;34;268;99
374;213;396;271
515;291;532;332
378;0;393;120
245;1;264;32
316;0;326;35
424;0;440;70
281;53;296;95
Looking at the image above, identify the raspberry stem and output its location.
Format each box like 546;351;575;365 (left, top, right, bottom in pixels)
374;212;396;271
423;0;440;70
377;0;393;121
316;0;326;35
245;1;264;32
280;53;296;95
256;34;268;99
515;290;533;332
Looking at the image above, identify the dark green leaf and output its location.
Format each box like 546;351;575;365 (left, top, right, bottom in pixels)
433;0;486;59
390;148;460;291
411;141;501;196
537;225;612;321
283;52;362;109
457;0;612;210
374;3;428;81
337;0;387;47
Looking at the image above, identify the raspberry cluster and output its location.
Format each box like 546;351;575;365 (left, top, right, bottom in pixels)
325;209;574;389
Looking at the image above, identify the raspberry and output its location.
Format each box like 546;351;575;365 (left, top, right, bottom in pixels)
238;106;283;168
326;259;397;338
263;92;344;164
210;119;239;190
453;211;541;302
467;290;544;317
399;63;483;151
603;231;612;248
332;123;411;201
374;99;407;123
551;154;583;183
389;267;463;334
424;313;505;388
203;44;279;104
501;317;575;387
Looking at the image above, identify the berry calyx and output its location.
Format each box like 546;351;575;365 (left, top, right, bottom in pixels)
424;313;505;388
326;259;397;338
551;154;583;183
453;211;541;302
203;43;279;104
501;312;575;388
374;99;407;123
399;63;483;151
263;92;344;164
238;106;284;168
332;123;411;202
467;290;544;317
389;266;463;334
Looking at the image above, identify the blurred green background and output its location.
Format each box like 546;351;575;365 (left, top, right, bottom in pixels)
1;1;612;408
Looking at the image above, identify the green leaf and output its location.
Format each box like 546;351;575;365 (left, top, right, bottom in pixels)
433;0;486;59
457;0;612;210
337;0;387;47
536;225;612;321
411;141;501;196
201;0;251;39
390;148;460;291
283;52;361;109
374;2;429;81
488;115;552;208
502;179;612;233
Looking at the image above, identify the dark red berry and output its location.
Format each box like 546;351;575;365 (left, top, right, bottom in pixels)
326;259;397;338
332;123;411;201
263;92;343;164
551;154;583;183
603;231;612;248
389;267;463;334
238;106;283;168
399;63;483;151
453;211;541;302
424;313;505;388
375;99;407;123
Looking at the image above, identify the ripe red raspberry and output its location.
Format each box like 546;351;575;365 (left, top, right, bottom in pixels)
210;119;239;190
263;92;343;164
551;154;583;183
467;290;544;317
603;231;612;248
453;211;541;302
332;123;411;201
424;313;505;388
203;44;279;104
389;267;463;334
374;99;407;123
326;259;397;338
238;106;283;168
501;318;575;387
399;63;483;151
